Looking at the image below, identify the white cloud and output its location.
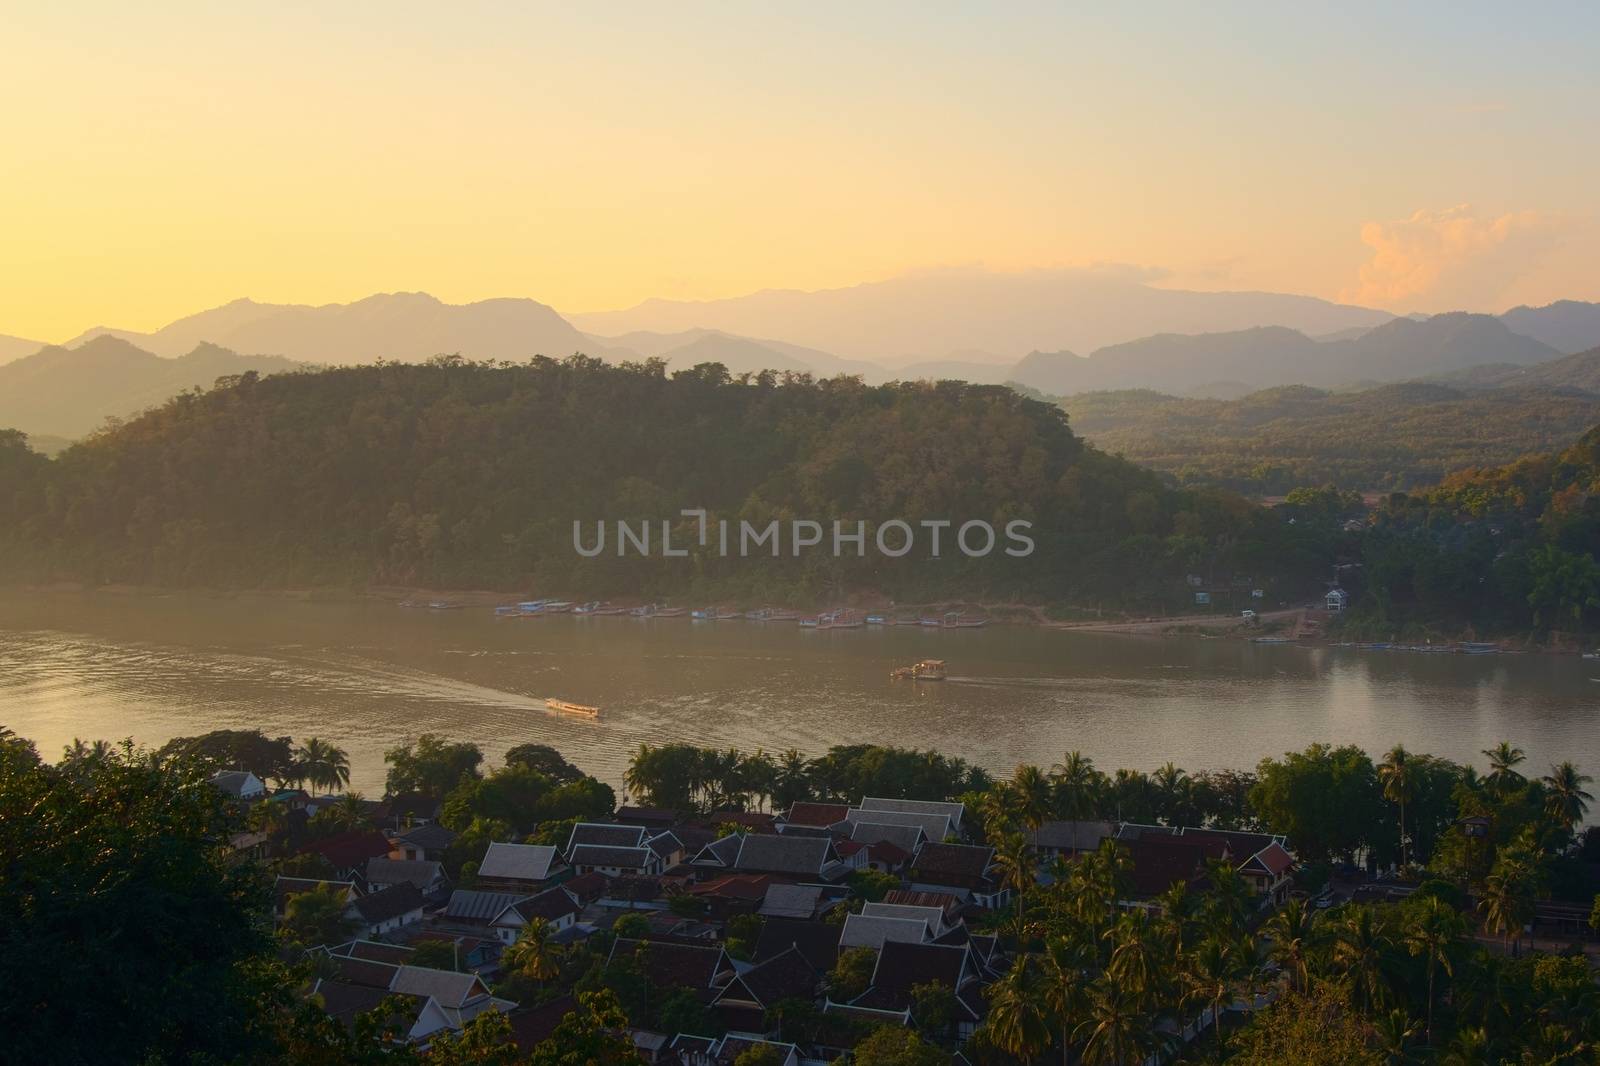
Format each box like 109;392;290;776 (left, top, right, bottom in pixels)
1340;204;1573;312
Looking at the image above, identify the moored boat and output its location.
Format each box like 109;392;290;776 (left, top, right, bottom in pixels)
655;606;688;618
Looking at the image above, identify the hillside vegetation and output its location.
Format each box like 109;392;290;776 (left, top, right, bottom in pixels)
1062;375;1600;493
0;357;1329;608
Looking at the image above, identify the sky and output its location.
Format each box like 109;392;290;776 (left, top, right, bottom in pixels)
2;1;1597;342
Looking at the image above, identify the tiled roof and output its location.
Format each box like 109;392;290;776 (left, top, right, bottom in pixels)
692;834;743;866
497;887;580;924
479;842;558;882
689;874;772;901
716;945;819;1008
570;843;653;869
326;953;400;989
910;843;993;888
845;808;952;843
390;965;490;1009
566;822;648;853
314;979;424;1031
858;797;964;827
759;883;824;919
838;913;932;951
1124;836;1217;898
443;888;527;923
394;822;457;850
365;857;443;890
305;830;394;872
332;939;414;964
752;919;842;971
883;889;960;915
849;821;925;854
608;937;730;991
351;881;425;925
784;802;851;828
734;833;833;877
861;901;946;935
1242;840;1295;878
1029;820;1117;851
646;832;685;859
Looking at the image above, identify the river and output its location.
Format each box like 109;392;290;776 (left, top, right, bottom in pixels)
2;591;1597;795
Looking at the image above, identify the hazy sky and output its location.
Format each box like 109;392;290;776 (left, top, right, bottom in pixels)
3;2;1597;341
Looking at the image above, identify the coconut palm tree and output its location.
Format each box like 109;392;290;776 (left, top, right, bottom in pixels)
1201;858;1252;938
295;737;350;796
992;831;1038;924
1049;751;1101;820
1478;858;1538;958
1264;897;1319;994
1540;761;1593;830
1183;934;1246;1052
985;956;1052;1063
738;750;777;811
1332;906;1397;1015
1404;895;1466;1046
1372;1008;1419;1065
771;748;811;812
503;917;561;990
1074;976;1170;1066
1154;880;1197;963
1011;764;1053;832
1152;762;1189;826
1482;742;1526;794
1379;745;1414;871
1106;910;1167;1010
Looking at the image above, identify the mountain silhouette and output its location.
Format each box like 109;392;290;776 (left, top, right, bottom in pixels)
1498;300;1600;355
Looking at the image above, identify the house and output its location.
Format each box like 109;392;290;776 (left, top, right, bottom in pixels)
1325;587;1349;612
838;913;934;951
477;842;564;892
304;830;395;880
490;886;582;944
693;832;847;881
390;964;517;1030
758;883;828;921
565;822;650;854
388;822;457;862
858;796;964;834
569;844;662;878
844;807;953;844
605;938;734;1002
349;881;426;937
312;980;448;1043
1028;820;1117;862
779;801;851;833
442;888;528;929
209;770;266;801
908;842;1007;908
860;901;948;938
883;889;963;922
706;1036;801;1066
711;945;821;1033
686;874;772;918
848;820;926;856
752;919;842;971
327;939;415;965
1115;824;1297;905
311;961;512;1042
409;931;499;971
364;857;448;897
852;940;987;1041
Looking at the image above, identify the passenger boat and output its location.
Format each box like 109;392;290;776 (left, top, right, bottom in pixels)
865;614;887;625
891;659;947;681
798;615;820;628
546;698;600;718
572;601;602;615
540;601;575;614
593;604;629;616
768;608;801;622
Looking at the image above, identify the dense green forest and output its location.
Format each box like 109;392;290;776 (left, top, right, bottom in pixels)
1057;380;1600;494
1344;426;1600;639
0;357;1333;609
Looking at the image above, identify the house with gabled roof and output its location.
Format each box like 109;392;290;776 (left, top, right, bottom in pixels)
606;938;735;1002
477;842;565;892
1028;819;1117;861
692;832;849;882
489;886;582;944
565;821;649;854
860;901;949;938
365;857;448;896
757;883;828;921
779;801;851;832
569;843;662;878
303;830;395;881
209;769;266;801
752;919;842;971
389;964;518;1031
909;842;1007;908
710;944;821;1033
349;881;426;937
312;979;450;1043
844;807;953;844
442;888;528;927
387;822;457;862
858;796;964;832
853;939;986;1039
838;913;933;951
848;820;925;855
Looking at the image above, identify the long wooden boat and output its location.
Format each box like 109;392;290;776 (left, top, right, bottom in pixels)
546;698;600;718
891;659;947;681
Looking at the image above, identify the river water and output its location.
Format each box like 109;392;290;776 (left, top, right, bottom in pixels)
2;591;1597;796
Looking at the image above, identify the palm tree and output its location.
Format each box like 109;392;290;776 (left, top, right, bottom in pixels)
1073;976;1170;1066
1011;764;1053;831
772;748;811;812
738;750;777;812
992;831;1038;924
1332;906;1396;1015
1264;897;1319;994
295;737;350;795
1153;762;1189;826
1482;742;1526;793
1540;761;1593;829
1039;934;1091;1065
1478;858;1538;958
1106;910;1167;1009
1404;895;1466;1046
1379;745;1414;871
1049;751;1100;820
1372;1008;1419;1065
1183;934;1245;1051
1154;880;1197;963
503;917;561;990
1201;858;1252;938
1439;1026;1494;1065
985;956;1052;1063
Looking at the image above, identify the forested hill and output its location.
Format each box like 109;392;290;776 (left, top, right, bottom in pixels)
0;356;1326;607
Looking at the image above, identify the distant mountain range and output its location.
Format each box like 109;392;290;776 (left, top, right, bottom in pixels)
7;285;1600;443
65;292;602;365
568;268;1395;362
1012;314;1561;395
0;337;303;438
